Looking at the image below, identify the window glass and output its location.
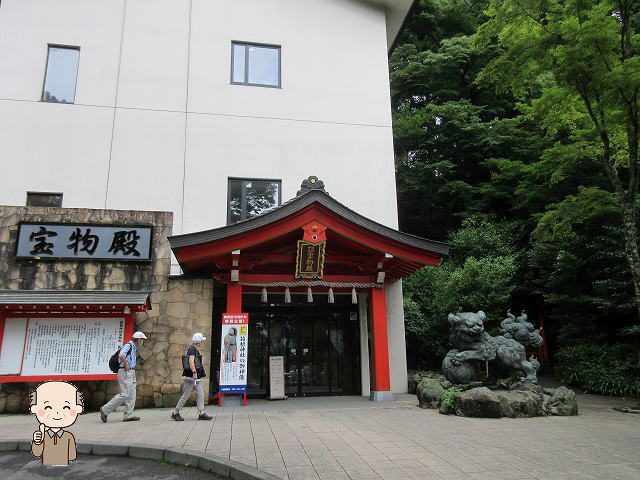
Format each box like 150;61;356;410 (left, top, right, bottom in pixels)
246;180;279;218
42;46;80;103
227;179;281;224
26;192;63;207
247;46;279;87
232;44;246;83
228;179;243;224
231;42;280;87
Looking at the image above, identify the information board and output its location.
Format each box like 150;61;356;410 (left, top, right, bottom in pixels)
268;356;286;400
19;317;125;376
219;313;249;393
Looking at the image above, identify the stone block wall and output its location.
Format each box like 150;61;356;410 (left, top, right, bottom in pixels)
0;205;214;413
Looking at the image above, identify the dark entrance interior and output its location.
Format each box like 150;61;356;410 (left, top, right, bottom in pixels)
245;304;361;397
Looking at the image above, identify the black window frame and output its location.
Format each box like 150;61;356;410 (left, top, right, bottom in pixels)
227;177;282;225
26;191;63;208
41;44;81;104
230;41;281;89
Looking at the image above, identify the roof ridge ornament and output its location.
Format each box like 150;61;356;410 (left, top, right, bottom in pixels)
296;176;327;196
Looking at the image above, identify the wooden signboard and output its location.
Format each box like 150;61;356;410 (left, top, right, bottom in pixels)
268;356;287;400
295;240;325;279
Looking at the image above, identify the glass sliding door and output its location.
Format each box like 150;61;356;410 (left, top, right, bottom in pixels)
246;305;360;397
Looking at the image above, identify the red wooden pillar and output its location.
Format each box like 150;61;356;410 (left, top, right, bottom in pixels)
369;287;393;401
226;284;243;313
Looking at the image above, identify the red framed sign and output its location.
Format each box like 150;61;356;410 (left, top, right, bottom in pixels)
0;307;136;383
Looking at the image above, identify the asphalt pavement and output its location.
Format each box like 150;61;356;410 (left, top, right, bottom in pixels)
0;451;224;480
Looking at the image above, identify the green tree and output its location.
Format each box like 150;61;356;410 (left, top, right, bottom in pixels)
404;219;519;369
477;0;640;321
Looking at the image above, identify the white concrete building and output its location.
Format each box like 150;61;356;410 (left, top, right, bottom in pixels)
0;0;441;399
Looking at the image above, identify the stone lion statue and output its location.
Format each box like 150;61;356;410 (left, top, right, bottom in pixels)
442;311;542;385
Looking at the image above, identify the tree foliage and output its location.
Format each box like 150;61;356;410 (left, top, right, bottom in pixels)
393;0;640;384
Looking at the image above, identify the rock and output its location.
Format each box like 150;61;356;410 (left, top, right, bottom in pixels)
495;390;543;418
90;391;106;409
160;383;182;394
407;372;423;394
510;380;544;395
153;392;163;408
416;378;444;409
543;388;556;396
439;402;455;415
543;386;578;416
162;393;182;407
455;387;502;418
5;394;23;413
440;379;453;389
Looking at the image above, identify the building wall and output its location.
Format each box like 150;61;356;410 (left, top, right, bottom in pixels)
0;0;398;235
0;206;214;413
0;0;409;395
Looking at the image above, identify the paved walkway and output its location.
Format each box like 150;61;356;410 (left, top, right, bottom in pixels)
1;393;639;480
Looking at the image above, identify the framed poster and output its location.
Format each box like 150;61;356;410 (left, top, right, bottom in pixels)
0;316;126;379
219;313;249;393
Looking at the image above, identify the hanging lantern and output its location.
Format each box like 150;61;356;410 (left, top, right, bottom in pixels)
307;287;313;303
351;288;357;304
328;287;334;304
284;287;291;303
261;287;268;303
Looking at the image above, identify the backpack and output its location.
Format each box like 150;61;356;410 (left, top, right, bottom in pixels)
181;347;204;376
108;343;132;373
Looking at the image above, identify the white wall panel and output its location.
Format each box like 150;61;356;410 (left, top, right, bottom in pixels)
116;0;190;111
182;113;397;234
0;101;113;208
106;109;185;230
188;0;392;126
0;0;123;105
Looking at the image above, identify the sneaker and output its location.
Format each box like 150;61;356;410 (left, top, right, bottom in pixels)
123;416;140;422
198;413;213;421
100;407;107;423
171;412;184;421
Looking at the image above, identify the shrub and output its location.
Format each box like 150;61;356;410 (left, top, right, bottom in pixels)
441;387;461;408
555;343;640;397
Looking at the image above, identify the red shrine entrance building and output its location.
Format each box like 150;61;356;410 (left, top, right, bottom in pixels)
169;177;449;400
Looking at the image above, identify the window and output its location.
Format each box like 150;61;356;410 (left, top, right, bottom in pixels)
42;45;80;103
227;178;281;224
26;192;63;207
231;42;280;88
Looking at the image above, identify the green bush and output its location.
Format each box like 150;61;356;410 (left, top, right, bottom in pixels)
555;343;640;397
441;387;461;408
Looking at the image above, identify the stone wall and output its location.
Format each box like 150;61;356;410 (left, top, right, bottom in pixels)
0;205;214;413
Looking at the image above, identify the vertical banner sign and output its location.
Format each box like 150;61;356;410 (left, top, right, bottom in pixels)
219;313;249;393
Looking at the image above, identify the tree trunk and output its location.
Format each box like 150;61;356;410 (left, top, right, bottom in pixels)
621;200;640;321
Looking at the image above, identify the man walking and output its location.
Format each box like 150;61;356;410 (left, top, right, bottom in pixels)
100;331;147;422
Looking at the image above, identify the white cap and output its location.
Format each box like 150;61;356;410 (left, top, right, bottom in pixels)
132;331;147;339
192;332;206;343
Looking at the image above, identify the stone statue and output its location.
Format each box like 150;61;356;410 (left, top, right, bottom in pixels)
500;310;543;348
442;311;542;385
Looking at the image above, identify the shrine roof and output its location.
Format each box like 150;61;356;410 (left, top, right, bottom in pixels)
169;187;448;257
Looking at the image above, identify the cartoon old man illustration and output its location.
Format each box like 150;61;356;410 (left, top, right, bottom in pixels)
30;381;83;466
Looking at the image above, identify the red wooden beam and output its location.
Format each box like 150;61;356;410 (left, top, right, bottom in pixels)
228;273;375;284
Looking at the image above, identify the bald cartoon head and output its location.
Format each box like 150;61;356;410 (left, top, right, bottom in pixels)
30;381;84;429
